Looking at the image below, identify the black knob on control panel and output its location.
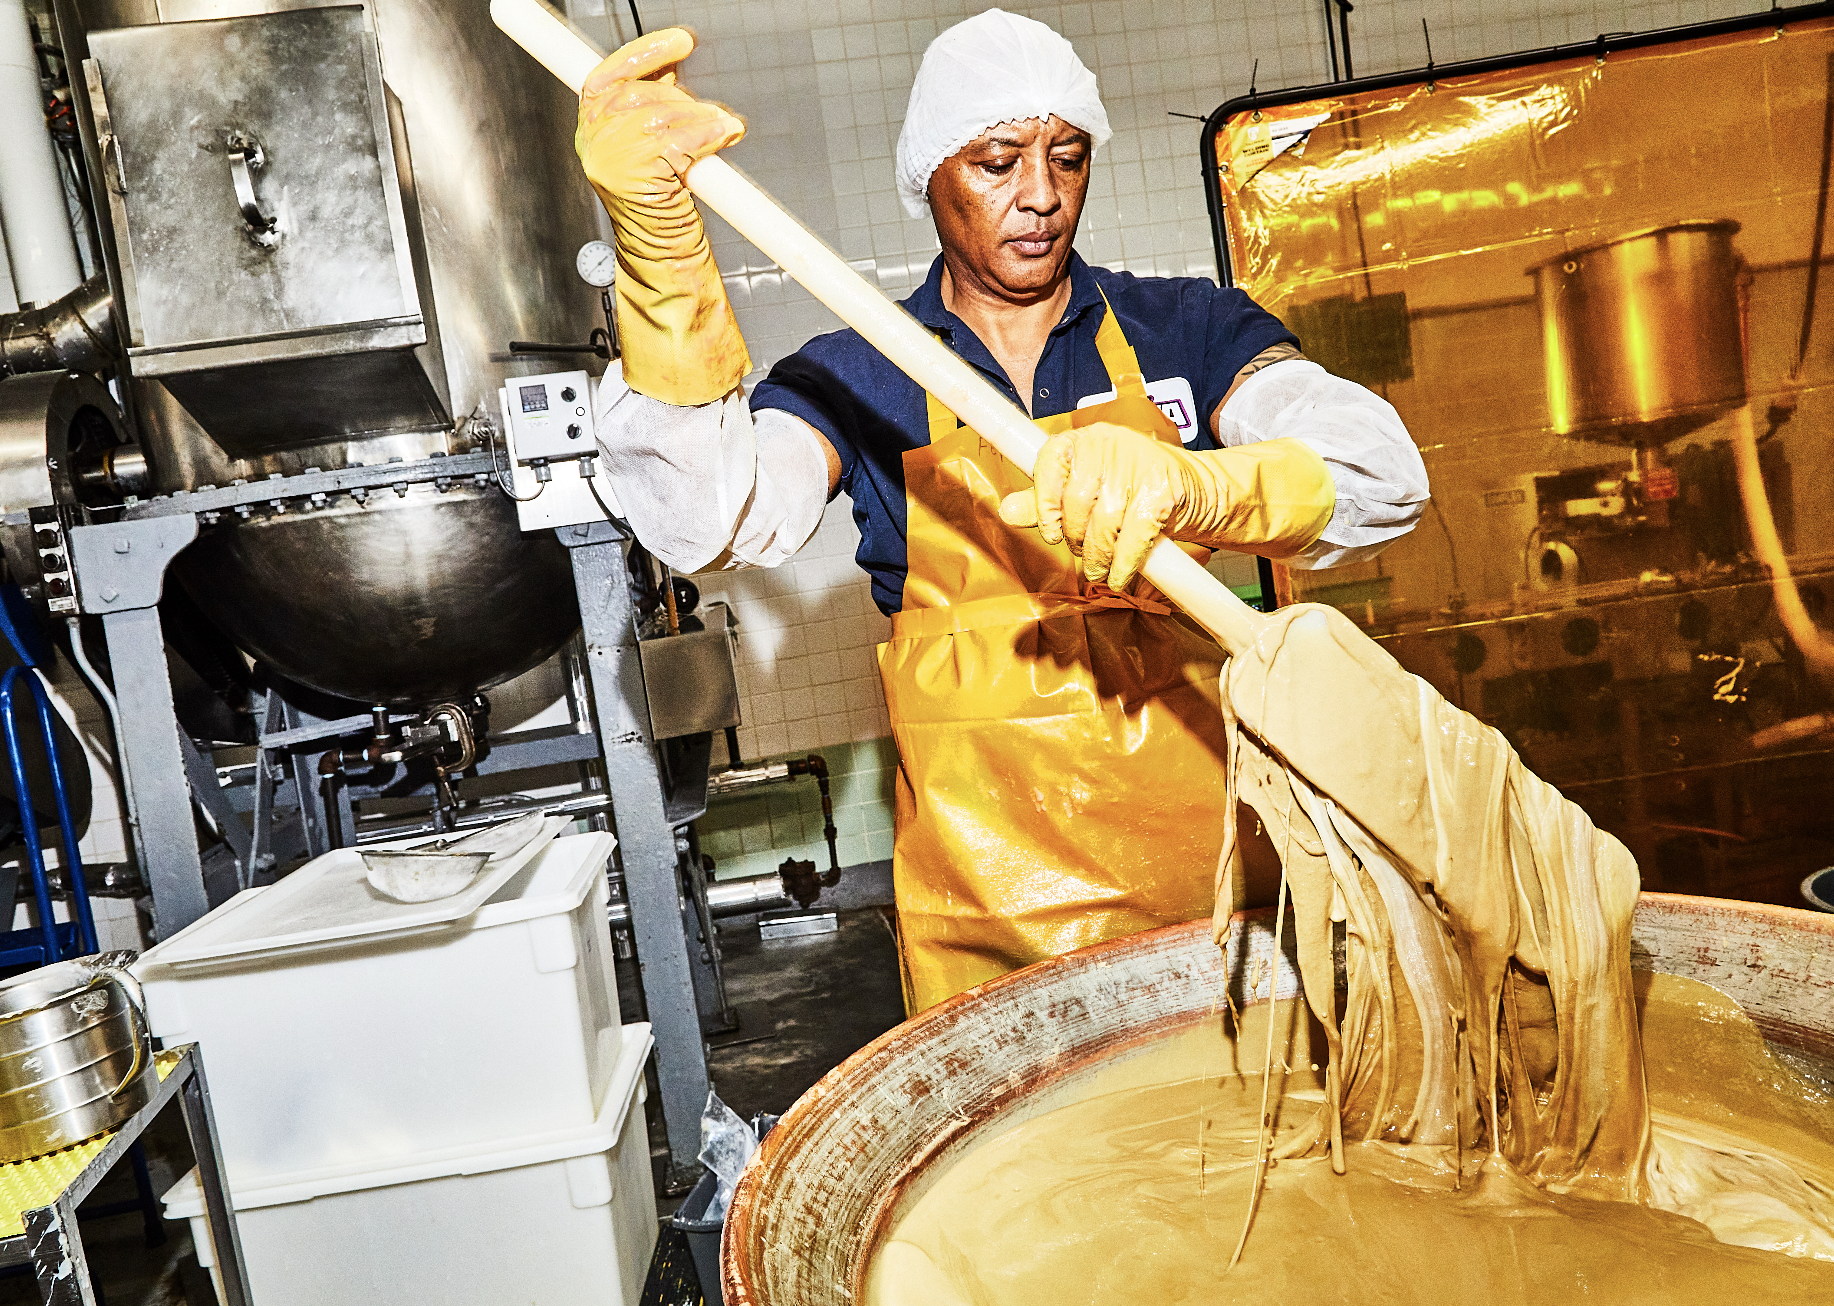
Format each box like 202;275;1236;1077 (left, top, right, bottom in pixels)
560;387;577;403
567;423;583;440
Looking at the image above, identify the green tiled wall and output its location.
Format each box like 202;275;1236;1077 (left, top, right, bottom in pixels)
698;736;898;881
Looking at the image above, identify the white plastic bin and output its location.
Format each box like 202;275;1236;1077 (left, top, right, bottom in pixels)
137;832;622;1185
166;1024;657;1306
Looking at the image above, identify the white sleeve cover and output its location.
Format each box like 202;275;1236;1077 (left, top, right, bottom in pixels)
1214;358;1429;570
591;367;829;574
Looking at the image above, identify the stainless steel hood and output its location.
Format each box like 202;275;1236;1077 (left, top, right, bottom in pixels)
85;5;449;454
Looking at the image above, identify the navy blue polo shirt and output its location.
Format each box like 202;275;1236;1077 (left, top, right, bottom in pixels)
750;253;1296;614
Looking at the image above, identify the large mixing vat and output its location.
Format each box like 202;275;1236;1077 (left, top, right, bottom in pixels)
724;896;1834;1305
176;483;578;704
1530;220;1747;446
55;0;604;705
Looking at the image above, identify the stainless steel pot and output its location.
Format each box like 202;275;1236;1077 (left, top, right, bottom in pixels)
0;951;153;1164
1530;220;1747;446
172;480;581;705
722;895;1834;1306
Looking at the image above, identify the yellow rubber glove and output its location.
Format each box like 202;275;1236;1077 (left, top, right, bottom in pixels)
997;424;1335;588
576;29;751;406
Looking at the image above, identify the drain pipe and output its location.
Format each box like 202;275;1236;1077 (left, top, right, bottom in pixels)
608;872;789;928
0;0;81;304
610;753;847;932
0;274;114;376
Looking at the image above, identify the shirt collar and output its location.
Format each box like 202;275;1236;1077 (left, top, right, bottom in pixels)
905;252;1106;337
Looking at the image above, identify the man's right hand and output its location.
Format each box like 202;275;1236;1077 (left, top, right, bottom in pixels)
575;29;751;406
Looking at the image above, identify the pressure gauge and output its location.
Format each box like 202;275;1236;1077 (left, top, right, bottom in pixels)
576;240;617;288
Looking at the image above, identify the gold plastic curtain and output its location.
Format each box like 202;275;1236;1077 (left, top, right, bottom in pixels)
1214;17;1834;905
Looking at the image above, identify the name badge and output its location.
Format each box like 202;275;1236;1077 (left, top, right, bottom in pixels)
1077;376;1201;445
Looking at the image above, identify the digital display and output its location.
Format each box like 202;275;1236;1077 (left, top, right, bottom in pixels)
518;384;550;414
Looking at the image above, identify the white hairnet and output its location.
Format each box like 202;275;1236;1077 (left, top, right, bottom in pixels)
894;9;1111;218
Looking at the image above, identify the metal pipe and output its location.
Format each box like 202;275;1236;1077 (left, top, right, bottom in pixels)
316;752;345;852
0;0;80;304
73;443;148;498
21;860;139;899
706;874;791;917
607;871;789;928
0;272;112;376
707;754;842;887
797;753;840;889
707;760;794;794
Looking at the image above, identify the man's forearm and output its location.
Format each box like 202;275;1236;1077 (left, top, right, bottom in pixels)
1214;359;1429;569
592;372;828;573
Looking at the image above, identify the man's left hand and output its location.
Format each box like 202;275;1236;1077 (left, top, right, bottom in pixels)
998;423;1335;588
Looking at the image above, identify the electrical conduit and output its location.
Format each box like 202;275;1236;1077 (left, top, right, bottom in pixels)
0;0;80;305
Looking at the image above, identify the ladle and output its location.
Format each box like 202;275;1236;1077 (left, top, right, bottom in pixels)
488;0;1264;657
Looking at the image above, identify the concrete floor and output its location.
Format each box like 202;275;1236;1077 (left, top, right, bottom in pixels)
613;859;909;1202
629;892;908;1306
706;905;906;1120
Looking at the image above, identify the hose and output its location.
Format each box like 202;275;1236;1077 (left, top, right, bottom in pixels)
0;664;98;957
63;616;170;884
64;618;117;721
1731;405;1834;687
1729;268;1834;693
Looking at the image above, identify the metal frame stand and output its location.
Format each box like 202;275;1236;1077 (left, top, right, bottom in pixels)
0;1044;252;1306
52;455;722;1183
559;521;710;1187
65;514;208;936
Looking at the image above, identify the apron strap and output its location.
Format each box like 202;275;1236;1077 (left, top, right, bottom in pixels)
1091;289;1146;382
924;290;1142;440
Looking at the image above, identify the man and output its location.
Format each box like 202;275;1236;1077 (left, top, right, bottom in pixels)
577;10;1428;1012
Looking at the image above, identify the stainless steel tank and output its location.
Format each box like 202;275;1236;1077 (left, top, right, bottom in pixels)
177;482;579;703
721;897;1834;1305
1530;220;1747;446
60;0;602;705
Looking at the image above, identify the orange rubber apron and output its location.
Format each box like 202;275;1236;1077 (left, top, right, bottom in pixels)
878;301;1231;1014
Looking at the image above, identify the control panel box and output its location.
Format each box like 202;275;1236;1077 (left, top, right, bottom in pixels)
504;370;595;463
497;369;617;532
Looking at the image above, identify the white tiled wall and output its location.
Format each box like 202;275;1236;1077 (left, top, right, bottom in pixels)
7;894;144;955
699;503;894;763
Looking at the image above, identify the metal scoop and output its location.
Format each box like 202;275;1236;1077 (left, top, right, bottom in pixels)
362;812;548;903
